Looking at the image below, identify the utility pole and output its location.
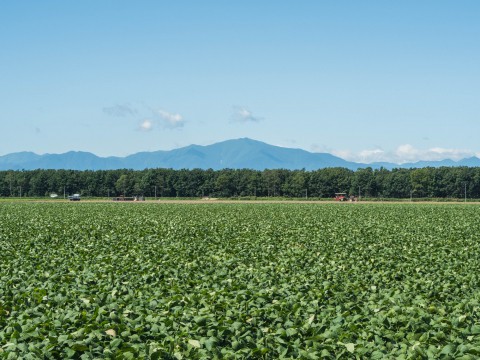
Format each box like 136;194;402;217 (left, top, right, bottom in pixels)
64;186;66;199
19;186;22;198
305;189;308;200
155;186;157;200
464;182;467;203
358;186;361;201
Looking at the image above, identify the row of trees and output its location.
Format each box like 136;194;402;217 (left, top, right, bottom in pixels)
0;166;478;199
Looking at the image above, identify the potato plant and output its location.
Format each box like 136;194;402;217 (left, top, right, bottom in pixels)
1;202;480;359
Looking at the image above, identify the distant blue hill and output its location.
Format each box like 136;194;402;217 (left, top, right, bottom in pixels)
0;138;479;171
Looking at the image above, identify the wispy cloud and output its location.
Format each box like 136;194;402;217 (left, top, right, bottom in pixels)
156;109;185;129
103;103;186;131
103;104;138;117
334;145;475;164
231;106;263;123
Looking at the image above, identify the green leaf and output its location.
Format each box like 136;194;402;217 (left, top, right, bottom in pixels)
371;350;384;359
440;344;453;355
71;343;89;352
110;338;122;349
65;348;76;358
320;349;331;357
188;339;201;348
204;337;217;351
58;335;69;343
122;352;135;359
286;328;297;337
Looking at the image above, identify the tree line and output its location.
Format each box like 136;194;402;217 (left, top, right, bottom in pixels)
0;166;479;199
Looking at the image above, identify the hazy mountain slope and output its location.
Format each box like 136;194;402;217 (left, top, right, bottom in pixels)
0;138;479;171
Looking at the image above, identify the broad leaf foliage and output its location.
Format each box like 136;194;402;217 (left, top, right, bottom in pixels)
1;203;480;358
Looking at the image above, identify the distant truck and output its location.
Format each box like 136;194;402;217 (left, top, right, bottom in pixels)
68;194;81;201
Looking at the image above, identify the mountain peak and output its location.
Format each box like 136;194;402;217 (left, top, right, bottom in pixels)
0;139;478;171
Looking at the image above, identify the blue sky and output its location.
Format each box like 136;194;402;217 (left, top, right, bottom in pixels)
1;1;479;163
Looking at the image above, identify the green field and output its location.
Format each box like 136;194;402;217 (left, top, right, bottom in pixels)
1;203;480;359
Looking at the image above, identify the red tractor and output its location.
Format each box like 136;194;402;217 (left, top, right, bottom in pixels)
334;192;348;201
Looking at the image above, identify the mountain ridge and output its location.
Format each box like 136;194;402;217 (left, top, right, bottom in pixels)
1;138;479;171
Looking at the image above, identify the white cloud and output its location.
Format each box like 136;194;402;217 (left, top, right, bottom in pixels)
336;144;475;164
103;103;186;131
331;149;353;159
394;145;473;163
394;144;419;163
139;119;154;132
156;109;185;129
232;106;263;123
359;149;386;162
332;148;387;163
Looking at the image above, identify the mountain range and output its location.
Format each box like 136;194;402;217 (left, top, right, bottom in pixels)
1;138;479;171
